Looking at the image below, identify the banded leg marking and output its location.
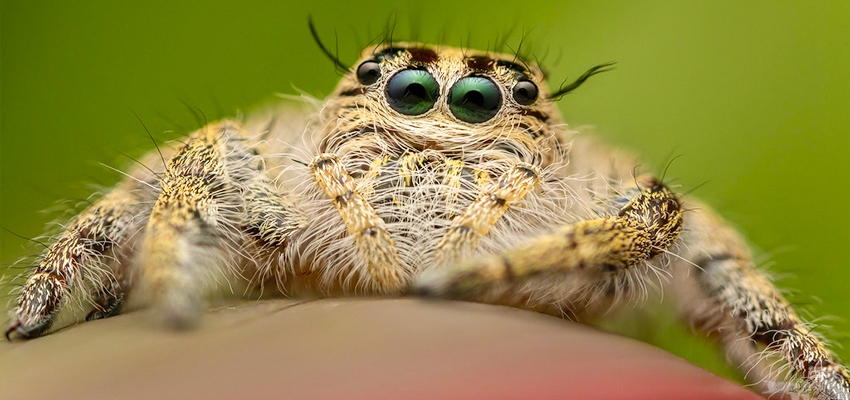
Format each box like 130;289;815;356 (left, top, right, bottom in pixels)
434;163;541;265
417;177;682;300
310;153;405;293
688;254;850;399
141;120;257;327
7;161;156;339
244;174;304;247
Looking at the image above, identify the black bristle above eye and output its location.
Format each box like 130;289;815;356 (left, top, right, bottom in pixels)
548;62;617;100
376;47;406;59
307;15;348;73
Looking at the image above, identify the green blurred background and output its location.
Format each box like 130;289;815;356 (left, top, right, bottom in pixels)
1;0;848;381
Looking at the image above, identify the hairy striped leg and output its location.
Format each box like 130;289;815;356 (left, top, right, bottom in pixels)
141;122;240;327
671;205;850;400
434;162;541;266
5;155;161;340
413;177;682;303
309;153;407;293
241;173;305;291
6;119;304;337
140;120;303;327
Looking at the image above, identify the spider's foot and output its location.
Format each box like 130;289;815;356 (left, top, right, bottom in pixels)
4;316;54;341
7;271;65;341
409;265;493;301
409;270;450;298
85;292;125;321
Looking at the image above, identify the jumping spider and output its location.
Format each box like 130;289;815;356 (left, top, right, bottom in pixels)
5;31;849;400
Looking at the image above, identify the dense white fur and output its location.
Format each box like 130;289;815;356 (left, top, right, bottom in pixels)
241;98;666;308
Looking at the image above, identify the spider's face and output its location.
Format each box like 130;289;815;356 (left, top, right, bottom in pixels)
319;43;560;163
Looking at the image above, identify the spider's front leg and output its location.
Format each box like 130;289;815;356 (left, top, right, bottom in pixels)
5;153;161;340
6;119;305;339
413;175;682;302
309;153;408;293
139;121;302;327
670;205;850;400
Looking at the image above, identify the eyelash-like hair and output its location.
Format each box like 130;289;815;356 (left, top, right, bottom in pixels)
307;16;615;99
308;15;349;74
547;62;617;100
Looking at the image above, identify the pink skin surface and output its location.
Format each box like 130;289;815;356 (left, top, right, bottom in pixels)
0;299;763;400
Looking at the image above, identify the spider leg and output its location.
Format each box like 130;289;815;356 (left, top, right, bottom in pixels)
413;176;682;302
6;153;161;340
309;153;407;293
240;172;305;291
670;204;850;400
85;277;127;321
139;120;269;328
434;163;541;266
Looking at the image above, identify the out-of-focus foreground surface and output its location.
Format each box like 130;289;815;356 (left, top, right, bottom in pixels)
0;299;763;400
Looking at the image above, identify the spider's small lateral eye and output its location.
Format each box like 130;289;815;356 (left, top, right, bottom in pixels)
386;69;439;116
356;60;382;85
448;76;502;123
512;80;539;105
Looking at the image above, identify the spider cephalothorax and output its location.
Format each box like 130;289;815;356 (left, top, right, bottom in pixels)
322;43;578;160
5;40;849;400
293;44;577;294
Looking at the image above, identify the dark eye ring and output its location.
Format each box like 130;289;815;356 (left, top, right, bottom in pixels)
356;60;382;85
512;80;539;105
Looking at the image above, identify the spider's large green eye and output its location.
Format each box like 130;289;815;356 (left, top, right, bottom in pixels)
386;69;439;115
448;76;502;123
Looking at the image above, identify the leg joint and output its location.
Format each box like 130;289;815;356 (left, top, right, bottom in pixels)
617;175;683;254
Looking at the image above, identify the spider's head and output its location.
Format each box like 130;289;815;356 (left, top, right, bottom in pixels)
320;44;561;158
341;43;552;120
310;33;612;171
